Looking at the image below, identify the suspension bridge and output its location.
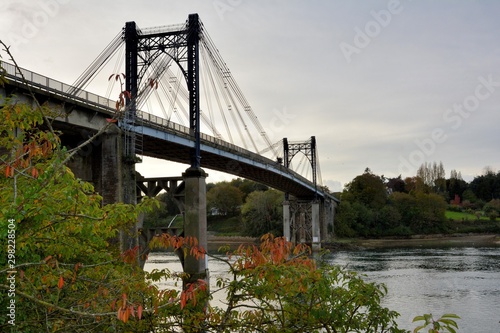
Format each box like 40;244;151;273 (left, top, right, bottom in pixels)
1;14;338;278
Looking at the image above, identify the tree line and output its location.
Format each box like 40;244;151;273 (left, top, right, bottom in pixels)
144;178;285;237
336;164;500;238
146;162;500;239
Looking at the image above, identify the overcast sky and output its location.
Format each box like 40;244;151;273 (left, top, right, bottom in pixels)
1;0;499;191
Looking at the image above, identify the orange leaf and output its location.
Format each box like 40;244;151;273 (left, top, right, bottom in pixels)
122;308;130;323
137;305;143;320
58;276;64;289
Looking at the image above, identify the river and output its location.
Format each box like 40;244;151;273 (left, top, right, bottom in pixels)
145;244;500;332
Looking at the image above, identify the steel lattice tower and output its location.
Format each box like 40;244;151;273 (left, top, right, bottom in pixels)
124;14;202;168
283;136;317;196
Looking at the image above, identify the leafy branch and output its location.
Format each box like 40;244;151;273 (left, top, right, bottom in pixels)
413;313;461;333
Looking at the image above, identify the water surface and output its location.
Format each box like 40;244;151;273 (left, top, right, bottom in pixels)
146;246;500;332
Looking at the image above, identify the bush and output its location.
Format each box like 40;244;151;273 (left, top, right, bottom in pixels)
387;225;413;237
489;211;499;221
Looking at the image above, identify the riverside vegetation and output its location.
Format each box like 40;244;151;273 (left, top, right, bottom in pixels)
147;166;500;240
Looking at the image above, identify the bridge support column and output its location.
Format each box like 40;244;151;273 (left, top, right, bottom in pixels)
283;201;291;242
311;202;321;251
284;199;324;251
99;125;122;205
182;167;209;286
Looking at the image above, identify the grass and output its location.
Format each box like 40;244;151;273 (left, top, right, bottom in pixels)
445;210;500;234
445;210;498;222
207;215;243;236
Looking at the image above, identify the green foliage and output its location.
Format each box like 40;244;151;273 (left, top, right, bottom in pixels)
390;192;447;234
208;235;407;333
241;189;283;237
0;89;179;330
412;313;460;333
344;168;387;209
484;199;500;214
143;191;181;228
229;177;268;201
337;168;448;238
470;170;500;202
333;200;358;238
207;181;244;216
488;210;499;221
207;215;243;236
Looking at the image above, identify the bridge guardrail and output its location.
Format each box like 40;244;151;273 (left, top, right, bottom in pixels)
1;61;116;114
1;61;320;196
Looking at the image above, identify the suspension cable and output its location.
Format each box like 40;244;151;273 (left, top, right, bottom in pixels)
70;31;124;94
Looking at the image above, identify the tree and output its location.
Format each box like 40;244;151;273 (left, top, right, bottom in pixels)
241;189;283;237
417;161;446;194
206;182;244;216
332;200;358;238
343;168;387;209
229;177;268;201
446;170;468;204
404;176;429;194
390;192;447;234
469;169;500;201
0;59;169;330
386;175;406;193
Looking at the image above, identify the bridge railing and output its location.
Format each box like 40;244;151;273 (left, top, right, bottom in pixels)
1;61;321;195
1;61;116;114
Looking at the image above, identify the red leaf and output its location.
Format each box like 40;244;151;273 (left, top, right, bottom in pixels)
57;276;64;289
180;291;187;309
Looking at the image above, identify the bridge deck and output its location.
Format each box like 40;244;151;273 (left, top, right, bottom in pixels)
1;61;335;200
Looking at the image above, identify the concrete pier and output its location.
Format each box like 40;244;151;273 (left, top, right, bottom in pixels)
182;167;209;285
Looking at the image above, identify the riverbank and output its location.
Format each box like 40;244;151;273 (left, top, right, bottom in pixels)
327;233;500;250
206;233;500;251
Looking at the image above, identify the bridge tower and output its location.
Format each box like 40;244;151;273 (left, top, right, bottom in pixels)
123;14;207;282
282;136;324;251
